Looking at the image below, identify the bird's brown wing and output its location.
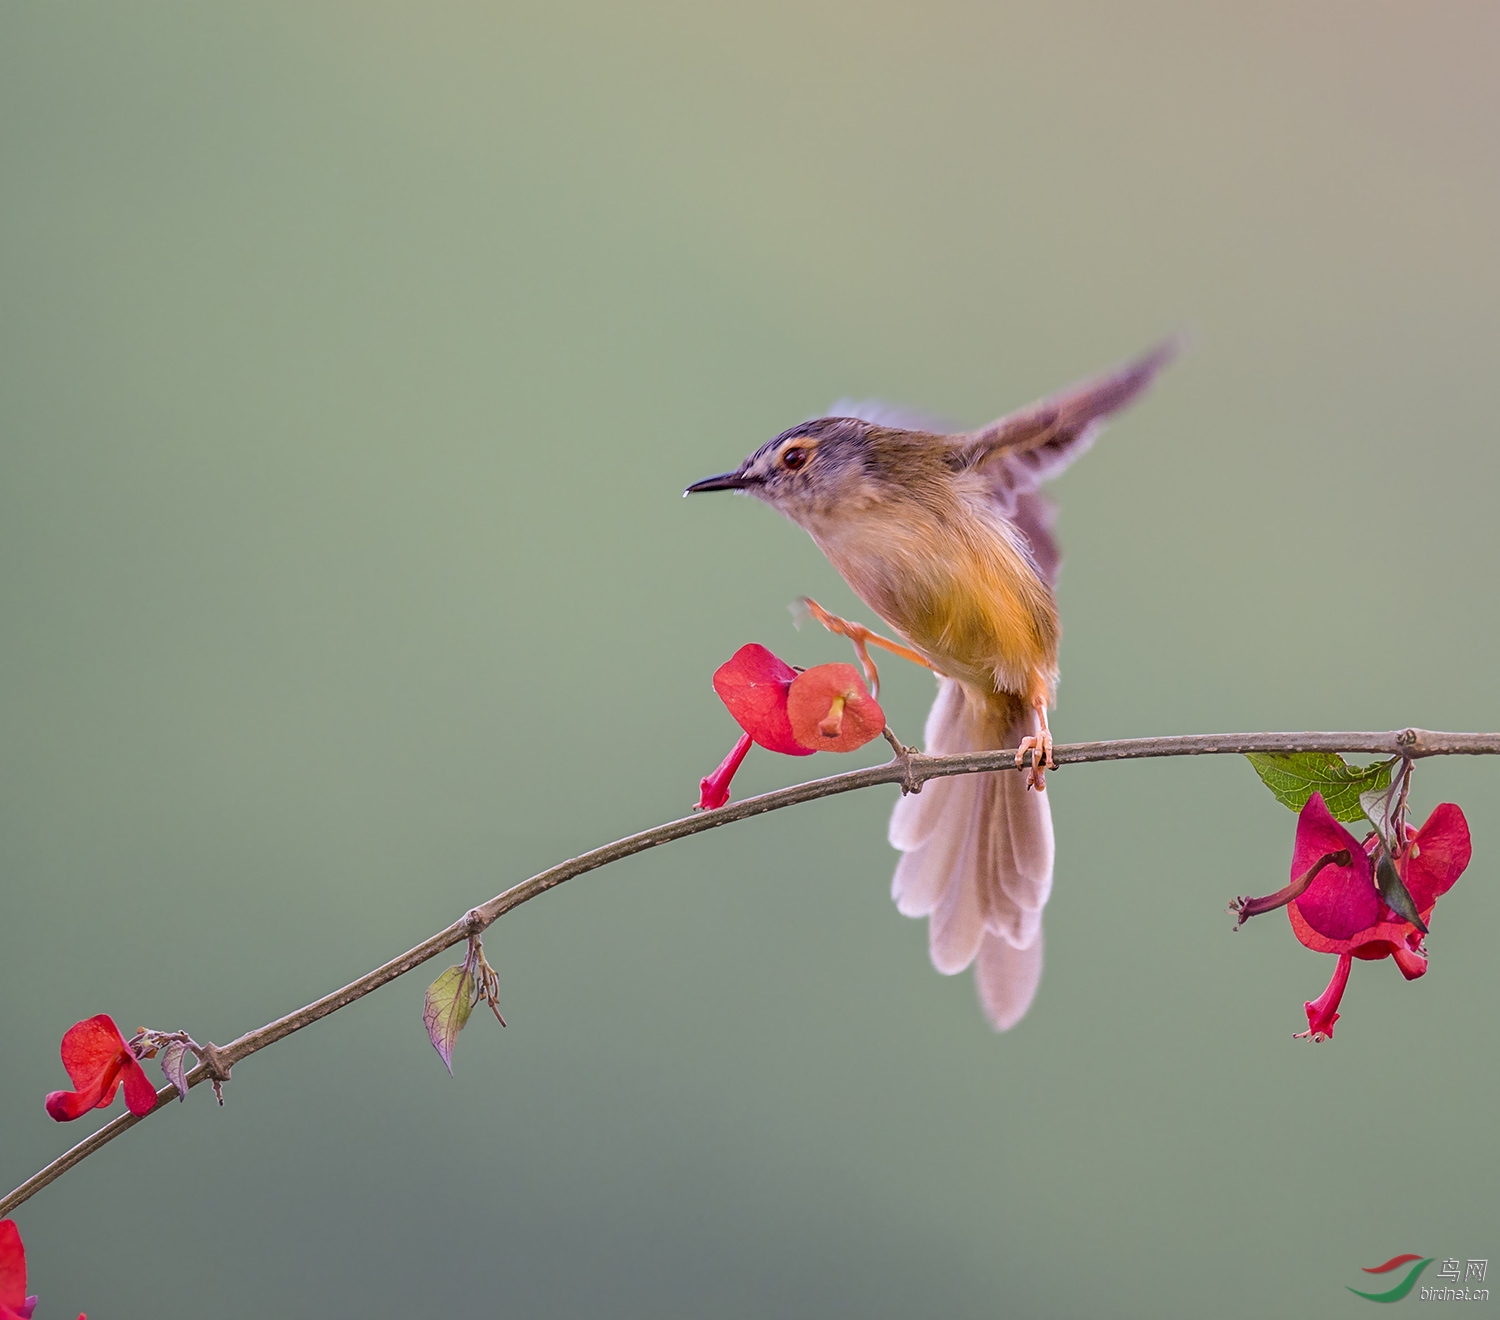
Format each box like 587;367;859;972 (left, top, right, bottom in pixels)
956;338;1181;586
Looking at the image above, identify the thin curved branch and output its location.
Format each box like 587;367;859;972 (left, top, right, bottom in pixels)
4;726;1497;1218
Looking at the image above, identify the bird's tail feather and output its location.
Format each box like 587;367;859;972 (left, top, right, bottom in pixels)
889;678;1054;1030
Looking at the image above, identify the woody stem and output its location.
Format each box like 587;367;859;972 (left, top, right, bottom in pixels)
4;726;1500;1219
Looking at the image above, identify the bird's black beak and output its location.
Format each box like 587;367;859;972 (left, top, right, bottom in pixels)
684;470;749;495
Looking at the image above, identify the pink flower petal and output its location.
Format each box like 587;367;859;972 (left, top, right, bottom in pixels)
1398;803;1471;915
57;1015;131;1092
1390;942;1428;981
120;1054;161;1116
785;664;885;752
45;1014;142;1122
0;1221;26;1313
712;644;813;757
1288;795;1382;945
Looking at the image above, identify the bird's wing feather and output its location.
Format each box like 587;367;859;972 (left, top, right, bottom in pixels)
835;340;1178;589
955;337;1181;585
960;337;1180;477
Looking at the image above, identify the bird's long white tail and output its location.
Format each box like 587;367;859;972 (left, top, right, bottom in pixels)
888;678;1054;1030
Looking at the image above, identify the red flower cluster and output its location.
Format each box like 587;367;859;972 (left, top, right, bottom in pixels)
1284;793;1471;1039
44;1015;158;1122
0;1219;83;1320
0;1221;35;1320
698;644;886;810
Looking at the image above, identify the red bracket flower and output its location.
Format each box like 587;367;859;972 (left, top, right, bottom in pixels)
0;1219;82;1320
44;1014;159;1122
697;644;885;809
1236;792;1472;1040
0;1220;36;1320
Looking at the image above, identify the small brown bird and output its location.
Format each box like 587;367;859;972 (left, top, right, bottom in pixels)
687;342;1176;1029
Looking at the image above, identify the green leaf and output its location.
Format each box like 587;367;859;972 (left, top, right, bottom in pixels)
1245;752;1393;822
1358;781;1426;931
423;963;477;1075
1374;847;1427;933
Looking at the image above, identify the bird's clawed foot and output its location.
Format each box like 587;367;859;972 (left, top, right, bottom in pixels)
1014;731;1054;790
793;597;934;700
1015;685;1056;790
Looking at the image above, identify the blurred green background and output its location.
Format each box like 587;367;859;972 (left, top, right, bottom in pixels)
2;4;1497;1316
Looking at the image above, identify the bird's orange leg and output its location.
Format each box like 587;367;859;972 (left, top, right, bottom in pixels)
1014;680;1055;791
794;597;935;699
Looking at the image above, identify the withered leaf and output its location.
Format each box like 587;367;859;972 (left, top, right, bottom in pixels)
159;1040;192;1101
423;963;478;1075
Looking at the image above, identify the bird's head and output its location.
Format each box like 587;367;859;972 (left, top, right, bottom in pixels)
685;417;890;530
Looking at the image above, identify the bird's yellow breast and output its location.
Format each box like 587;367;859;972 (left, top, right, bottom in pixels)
808;495;1059;704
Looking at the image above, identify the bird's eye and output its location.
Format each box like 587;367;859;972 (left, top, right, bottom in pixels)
782;447;808;471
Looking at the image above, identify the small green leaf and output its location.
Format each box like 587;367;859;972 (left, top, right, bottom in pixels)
1359;780;1426;930
1374;847;1427;933
424;963;477;1075
1245;752;1394;822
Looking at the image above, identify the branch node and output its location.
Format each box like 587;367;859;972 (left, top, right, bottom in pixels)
882;727;924;795
196;1041;232;1081
195;1041;233;1105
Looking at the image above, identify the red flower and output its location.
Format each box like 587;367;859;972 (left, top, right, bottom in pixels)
0;1220;37;1320
785;662;886;753
1284;793;1471;1040
44;1015;159;1122
698;733;754;811
711;644;815;757
697;644;885;809
0;1219;85;1320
